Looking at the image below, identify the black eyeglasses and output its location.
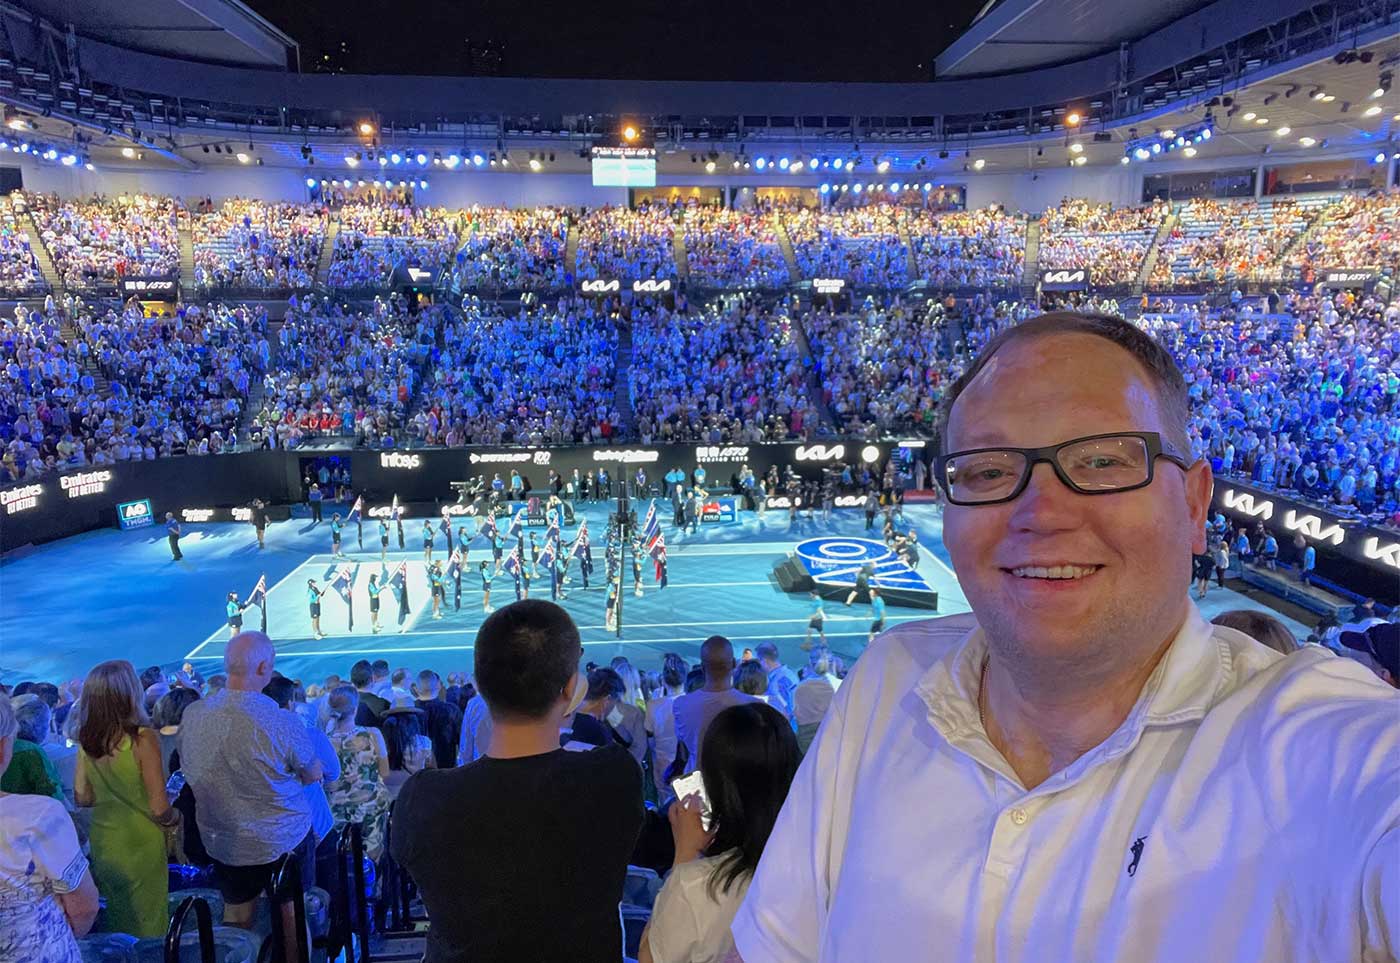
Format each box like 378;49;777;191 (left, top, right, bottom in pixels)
935;431;1194;506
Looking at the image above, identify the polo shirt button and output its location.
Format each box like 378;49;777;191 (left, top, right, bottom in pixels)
1009;808;1028;826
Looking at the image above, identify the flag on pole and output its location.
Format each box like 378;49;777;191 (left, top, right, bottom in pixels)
654;544;668;588
391;494;401;520
247;572;268;633
506;507;527;541
447;548;463;580
440;515;454;553
641;500;661;552
537;541;556;572
503;546;521;577
571;521;591;561
546;517;560;548
347;495;364;523
648;528;667;561
330;565;355;630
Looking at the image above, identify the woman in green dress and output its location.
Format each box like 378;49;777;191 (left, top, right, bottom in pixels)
73;660;175;938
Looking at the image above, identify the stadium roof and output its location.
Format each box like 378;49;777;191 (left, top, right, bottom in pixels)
939;0;1233;77
15;0;298;69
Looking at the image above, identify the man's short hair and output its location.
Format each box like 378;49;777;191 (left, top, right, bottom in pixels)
262;676;299;709
372;660;389;677
474;600;581;721
350;660;373;688
754;642;780;664
662;653;688;688
935;312;1190;457
586;668;625;702
700;635;736;667
10;693;50;743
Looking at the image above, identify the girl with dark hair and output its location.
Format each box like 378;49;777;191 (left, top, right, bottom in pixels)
72;660;176;938
380;708;434;799
638;702;800;963
151;686;201;779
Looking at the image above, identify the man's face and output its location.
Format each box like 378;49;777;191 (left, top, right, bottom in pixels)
942;334;1212;667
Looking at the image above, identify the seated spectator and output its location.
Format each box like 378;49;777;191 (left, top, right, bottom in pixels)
391;600;643;963
1211;609;1300;655
322;685;392;861
73;660;174;938
0;695;100;963
673;636;761;774
178;632;323;927
1;694;64;801
638;702;800;963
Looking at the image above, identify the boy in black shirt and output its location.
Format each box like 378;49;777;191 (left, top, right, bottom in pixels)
391;600;643;963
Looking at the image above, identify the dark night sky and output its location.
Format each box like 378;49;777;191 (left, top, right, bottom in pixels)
244;0;988;82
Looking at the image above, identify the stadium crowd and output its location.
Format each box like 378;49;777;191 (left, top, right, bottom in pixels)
1037;198;1168;287
574;204;677;282
784;203;910;287
450;206;569;291
328;203;463;289
628;295;818;443
0;195;46;294
409;297;619;446
681;206;790;289
27;193;181;290
907;207;1026;290
192;199;327;291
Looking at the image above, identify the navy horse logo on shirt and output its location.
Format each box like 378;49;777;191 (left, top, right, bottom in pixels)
1127;835;1148;877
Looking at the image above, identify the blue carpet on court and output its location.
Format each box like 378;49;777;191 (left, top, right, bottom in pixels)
0;501;1309;686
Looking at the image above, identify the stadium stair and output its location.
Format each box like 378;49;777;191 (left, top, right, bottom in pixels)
564;219;579;277
22;208;64;295
786;306;838;433
1278;197;1335;268
672;222;689;280
614;321;636;434
1020;216;1041;296
314;219;340;287
1136;210;1178;295
177;222;197;293
898;211;919;280
234;321;282;445
774;213;800;280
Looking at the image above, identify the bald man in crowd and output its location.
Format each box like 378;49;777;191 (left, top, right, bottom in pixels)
730;313;1398;962
179;632;323;927
672;635;760;774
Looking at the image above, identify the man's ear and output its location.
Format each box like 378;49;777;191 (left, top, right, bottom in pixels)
1186;460;1214;555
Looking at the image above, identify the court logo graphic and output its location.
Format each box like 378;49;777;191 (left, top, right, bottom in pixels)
793;537;933;593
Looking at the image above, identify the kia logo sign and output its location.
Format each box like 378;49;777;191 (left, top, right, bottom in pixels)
380;452;422;469
632;279;672;293
795;444;846;462
1040;268;1089;290
1221;489;1274;520
1282;509;1346;547
1362;537;1400;570
580;279;621;294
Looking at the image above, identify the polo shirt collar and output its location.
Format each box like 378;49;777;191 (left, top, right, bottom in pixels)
916;603;1228;768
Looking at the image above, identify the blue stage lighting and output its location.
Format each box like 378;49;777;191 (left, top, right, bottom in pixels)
306;177;316;187
472;153;486;166
415;152;428;166
778;157;790;170
390;152;402;165
832;158;844;170
819;183;830;194
755;157;767;170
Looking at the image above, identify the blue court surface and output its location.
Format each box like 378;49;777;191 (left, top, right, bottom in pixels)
0;502;1309;686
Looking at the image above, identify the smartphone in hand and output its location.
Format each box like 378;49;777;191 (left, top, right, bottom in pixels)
670;770;714;832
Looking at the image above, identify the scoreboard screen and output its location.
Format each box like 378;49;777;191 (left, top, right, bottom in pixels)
591;146;657;187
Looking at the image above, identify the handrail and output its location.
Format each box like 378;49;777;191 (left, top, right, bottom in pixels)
265;853;311;963
164;896;216;963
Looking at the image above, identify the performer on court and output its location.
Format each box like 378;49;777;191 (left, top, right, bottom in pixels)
393;563;411;633
479;561;494;613
226;592;246;638
429;562;446;620
803;590;827;648
379;517;390;561
422;519;435;563
368;572;383;634
250;499;268;549
307;578;330;640
331;513;345;558
868;588;886;647
165;512;183;560
845;562;875;606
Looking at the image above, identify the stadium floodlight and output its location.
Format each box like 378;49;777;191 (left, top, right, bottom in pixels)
1242;112;1256;121
791;160;804;172
1275;126;1291;136
472;153;485;166
390;152;402;165
876;158;890;173
415;152;428;166
529;157;542;171
344;154;358;167
236;152;250;164
755;156;767;170
852;182;863;193
1373;152;1387;164
60;153;77;166
419;179;428;188
305;177;316;187
1074;155;1088;165
121;147;136;158
832;158;844;170
1363;105;1382;117
705;160;716;173
445;154;460;168
778;156;790;170
972;158;985;170
1120;156;1131;165
819;183;830;194
1200;128;1211;140
1150;142;1162;154
1183;147;1197;158
1066;111;1082;126
359;122;376;136
923;182;932;191
839;183;848;192
1069;143;1084;154
1298;137;1317;147
84;162;95;171
1134;147;1150;160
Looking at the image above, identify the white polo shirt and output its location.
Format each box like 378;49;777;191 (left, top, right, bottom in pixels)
732;607;1399;962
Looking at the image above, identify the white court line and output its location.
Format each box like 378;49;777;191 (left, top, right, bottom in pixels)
183;561;319;660
191;612;921;650
220;626;934;659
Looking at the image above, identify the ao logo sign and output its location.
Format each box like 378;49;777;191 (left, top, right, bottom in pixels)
1282;509;1345;547
1221;489;1274;520
380;452;422;470
794;537;934;594
581;279;620;294
795;444;846;463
